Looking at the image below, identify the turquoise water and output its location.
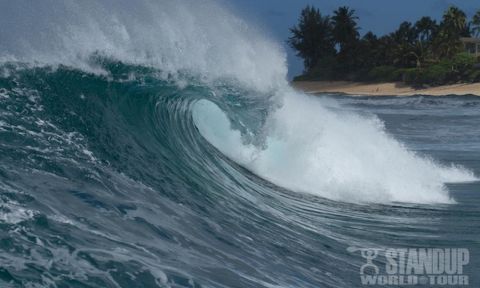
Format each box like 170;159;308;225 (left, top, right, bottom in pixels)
0;62;478;287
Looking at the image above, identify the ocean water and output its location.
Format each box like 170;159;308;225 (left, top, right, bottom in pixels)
0;1;479;287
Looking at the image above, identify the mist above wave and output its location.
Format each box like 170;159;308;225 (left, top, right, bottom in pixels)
0;0;286;92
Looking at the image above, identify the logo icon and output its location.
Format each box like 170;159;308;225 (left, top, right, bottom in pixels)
347;247;380;274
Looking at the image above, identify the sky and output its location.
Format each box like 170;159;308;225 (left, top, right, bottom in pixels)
225;0;480;79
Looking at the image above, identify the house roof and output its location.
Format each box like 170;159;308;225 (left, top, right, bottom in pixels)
460;37;480;44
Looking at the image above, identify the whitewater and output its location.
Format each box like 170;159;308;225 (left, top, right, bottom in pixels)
0;0;479;287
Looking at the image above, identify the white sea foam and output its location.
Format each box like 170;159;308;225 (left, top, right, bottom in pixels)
193;92;477;204
0;0;286;92
0;202;37;224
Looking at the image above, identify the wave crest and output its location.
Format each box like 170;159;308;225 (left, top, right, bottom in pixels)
193;91;477;204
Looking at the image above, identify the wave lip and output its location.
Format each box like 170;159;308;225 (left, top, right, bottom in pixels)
0;0;286;92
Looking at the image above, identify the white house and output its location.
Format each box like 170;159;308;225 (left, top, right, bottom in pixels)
461;37;480;57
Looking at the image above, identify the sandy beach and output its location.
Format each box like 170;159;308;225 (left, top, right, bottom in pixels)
293;81;480;96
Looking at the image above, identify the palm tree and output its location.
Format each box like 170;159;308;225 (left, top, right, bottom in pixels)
472;10;480;37
332;6;359;47
415;17;438;42
443;6;468;35
387;22;419;67
392;21;417;44
288;6;335;71
332;6;359;66
376;35;397;66
433;6;468;59
355;31;379;70
414;17;438;66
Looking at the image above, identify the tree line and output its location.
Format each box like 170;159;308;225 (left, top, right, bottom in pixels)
289;6;480;86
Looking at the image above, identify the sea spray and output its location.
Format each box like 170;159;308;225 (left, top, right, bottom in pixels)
0;0;287;91
192;89;477;204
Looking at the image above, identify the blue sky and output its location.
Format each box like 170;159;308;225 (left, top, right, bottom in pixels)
225;0;480;79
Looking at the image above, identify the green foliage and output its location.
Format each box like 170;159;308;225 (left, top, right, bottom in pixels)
293;56;338;81
415;17;438;42
451;52;476;71
332;7;359;44
472;10;480;37
443;6;469;36
467;69;480;82
332;6;359;68
367;66;401;82
431;6;469;59
290;5;480;85
332;7;362;75
288;6;335;71
403;65;449;86
400;53;477;86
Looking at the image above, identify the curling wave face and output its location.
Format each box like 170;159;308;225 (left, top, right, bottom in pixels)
192;93;476;204
0;0;475;205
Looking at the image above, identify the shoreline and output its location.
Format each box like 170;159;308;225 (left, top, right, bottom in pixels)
292;81;480;96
